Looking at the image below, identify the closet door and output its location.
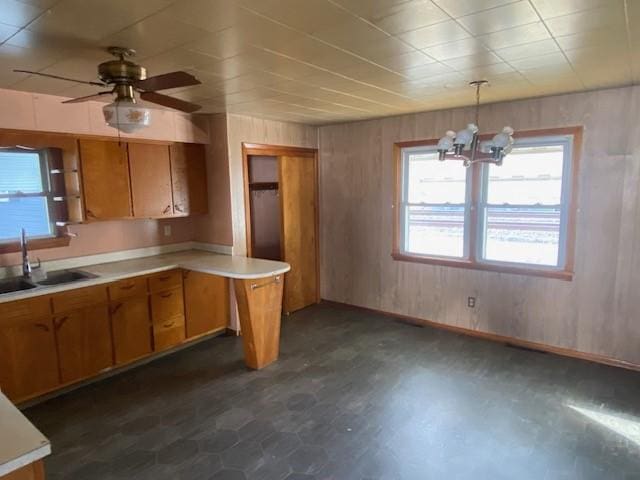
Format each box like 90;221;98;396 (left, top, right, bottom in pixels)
279;155;318;313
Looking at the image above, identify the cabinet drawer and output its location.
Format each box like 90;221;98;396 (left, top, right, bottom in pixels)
0;295;51;323
52;285;108;313
108;276;147;301
150;287;184;322
148;270;182;293
153;315;185;351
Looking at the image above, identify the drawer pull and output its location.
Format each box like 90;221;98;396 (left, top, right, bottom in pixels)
162;321;175;328
158;275;172;281
162;205;171;214
110;303;123;315
159;292;173;298
33;323;50;332
54;316;69;329
119;284;136;290
251;275;281;290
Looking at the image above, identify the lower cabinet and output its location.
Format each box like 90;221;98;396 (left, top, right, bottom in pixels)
110;296;153;364
0;311;59;401
149;273;186;351
184;270;229;338
0;268;230;403
54;304;113;384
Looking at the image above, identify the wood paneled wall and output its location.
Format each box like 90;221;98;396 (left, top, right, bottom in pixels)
319;85;640;367
194;113;233;246
225;114;318;256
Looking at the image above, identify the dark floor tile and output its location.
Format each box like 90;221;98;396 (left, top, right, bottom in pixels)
200;430;240;453
287;446;329;475
23;304;640;480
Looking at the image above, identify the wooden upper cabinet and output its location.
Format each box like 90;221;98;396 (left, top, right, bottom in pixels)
170;143;208;215
79;139;132;220
128;143;174;218
183;271;229;338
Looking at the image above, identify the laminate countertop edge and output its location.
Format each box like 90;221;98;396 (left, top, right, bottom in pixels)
0;250;290;304
0;392;51;477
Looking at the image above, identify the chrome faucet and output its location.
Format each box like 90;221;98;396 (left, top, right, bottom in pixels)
21;228;32;278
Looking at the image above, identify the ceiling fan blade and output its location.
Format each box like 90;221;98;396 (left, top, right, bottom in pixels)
135;71;201;91
140;91;201;113
13;69;106;87
62;91;113;104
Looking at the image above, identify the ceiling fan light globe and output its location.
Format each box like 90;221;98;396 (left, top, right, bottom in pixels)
103;100;151;133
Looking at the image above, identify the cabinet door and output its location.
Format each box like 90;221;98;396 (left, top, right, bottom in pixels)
170;143;208;215
279;155;319;313
0;316;60;402
55;305;113;383
79;139;132;220
110;296;152;365
128;143;174;218
184;270;229;338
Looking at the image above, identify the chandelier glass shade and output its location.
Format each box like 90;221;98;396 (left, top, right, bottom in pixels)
436;80;514;167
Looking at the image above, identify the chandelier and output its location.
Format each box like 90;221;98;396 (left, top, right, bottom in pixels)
436;80;514;167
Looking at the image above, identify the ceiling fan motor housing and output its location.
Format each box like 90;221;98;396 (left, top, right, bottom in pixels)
98;59;146;85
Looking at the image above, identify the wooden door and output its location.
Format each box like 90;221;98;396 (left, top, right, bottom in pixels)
110;296;152;365
128;143;174;218
279;155;319;313
79;139;132;220
183;270;229;338
170;143;208;215
0;315;60;402
55;305;113;383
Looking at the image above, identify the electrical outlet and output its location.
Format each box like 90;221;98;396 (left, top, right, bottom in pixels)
163;225;171;237
467;296;476;308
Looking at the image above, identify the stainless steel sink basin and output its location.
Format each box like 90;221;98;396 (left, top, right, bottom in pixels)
0;277;37;294
36;269;97;286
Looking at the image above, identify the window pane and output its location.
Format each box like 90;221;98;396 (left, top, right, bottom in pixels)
0;151;45;194
486;145;564;205
0;196;52;241
406;151;467;204
405;205;464;258
483;206;560;266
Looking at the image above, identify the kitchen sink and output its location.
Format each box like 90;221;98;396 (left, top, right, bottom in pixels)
0;277;37;294
36;269;97;286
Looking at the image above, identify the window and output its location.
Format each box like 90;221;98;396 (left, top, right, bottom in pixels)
394;128;581;280
0;149;56;243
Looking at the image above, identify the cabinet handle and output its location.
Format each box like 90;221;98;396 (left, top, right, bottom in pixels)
162;321;175;328
175;204;184;213
54;316;69;329
158;274;172;281
110;303;123;315
120;283;135;290
86;209;96;219
33;323;50;332
162;205;171;214
159;292;172;298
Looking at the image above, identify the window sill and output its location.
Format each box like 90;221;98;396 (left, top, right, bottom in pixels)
0;236;71;254
391;252;573;281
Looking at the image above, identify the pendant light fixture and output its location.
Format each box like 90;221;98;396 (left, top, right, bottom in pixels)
436;80;514;167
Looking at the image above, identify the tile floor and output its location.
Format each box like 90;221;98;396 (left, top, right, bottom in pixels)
25;303;640;480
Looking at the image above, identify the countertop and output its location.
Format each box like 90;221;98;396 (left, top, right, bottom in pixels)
0;391;50;476
0;250;290;303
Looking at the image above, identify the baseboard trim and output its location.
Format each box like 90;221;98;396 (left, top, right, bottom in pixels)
321;300;640;373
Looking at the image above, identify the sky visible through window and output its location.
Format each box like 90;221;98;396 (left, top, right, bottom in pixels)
404;144;566;266
0;151;52;242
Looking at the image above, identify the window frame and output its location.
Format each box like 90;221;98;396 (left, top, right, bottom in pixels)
0;131;75;254
392;127;582;281
0;148;57;242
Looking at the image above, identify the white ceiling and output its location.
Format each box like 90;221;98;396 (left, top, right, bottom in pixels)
0;0;637;124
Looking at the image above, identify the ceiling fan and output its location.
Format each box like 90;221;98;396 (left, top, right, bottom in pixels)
14;47;203;133
15;46;202;113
